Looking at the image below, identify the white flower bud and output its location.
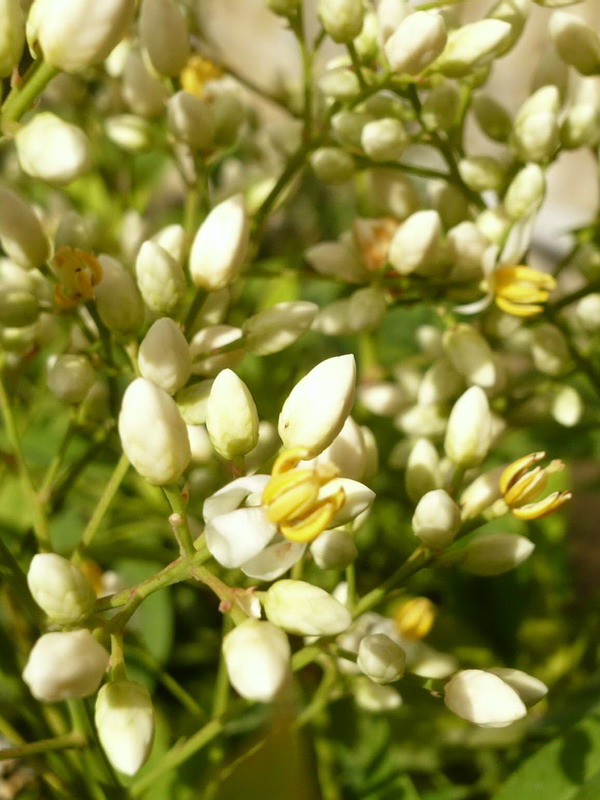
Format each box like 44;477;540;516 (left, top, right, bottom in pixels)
444;670;527;727
551;385;583;427
446;222;490;281
140;0;189;77
28;0;134;73
105;114;152;152
95;681;154;776
242;301;318;355
576;293;600;331
308;416;366;481
189;195;249;291
458;156;505;193
176;380;213;425
412;489;461;548
206;369;259;460
443;324;496;389
385;12;447;75
138;318;191;395
354;677;402;712
305;240;367;283
318;0;364;43
388;210;441;276
0;185;49;270
119;377;191;485
313;298;355;336
264;579;352;636
550;12;600;76
190;324;244;376
0;289;39;327
405;438;442;503
459;466;504;520
135;241;186;315
122;49;167;119
477;207;511;245
267;0;300;16
359;382;405;416
421;83;460;131
96;255;145;335
434;20;512;78
531;323;570;376
48;354;95;404
167;91;214;151
472;94;513;142
151;224;186;267
278;354;356;457
366;169;419;220
310;528;358;570
396;403;447;439
561;102;600;149
462;533;534;576
318;67;361;101
444;387;492;468
16;112;91;186
488;668;548;706
223;619;291;702
428;181;469;230
27;553;96;624
310;147;356;184
190;288;231;328
332;110;375;149
187;424;212;464
347;287;388;332
504;163;546;220
361;118;409;162
512;86;560;162
357;633;406;684
377;0;408;42
0;0;24;77
418;358;464;405
23;630;109;702
321;477;375;528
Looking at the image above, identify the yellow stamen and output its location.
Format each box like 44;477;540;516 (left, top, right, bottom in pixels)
492;265;556;318
279;489;346;543
180;55;223;98
512;490;573;520
52;246;103;310
500;452;570;519
394;597;436;640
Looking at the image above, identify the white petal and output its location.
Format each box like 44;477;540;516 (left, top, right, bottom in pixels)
241;539;306;581
205;507;276;568
319;478;375;526
203;474;270;522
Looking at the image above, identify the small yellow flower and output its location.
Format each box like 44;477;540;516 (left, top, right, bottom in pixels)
500;451;572;520
53;246;103;310
394;597;436;640
491;265;556;318
262;447;345;543
180;55;223;98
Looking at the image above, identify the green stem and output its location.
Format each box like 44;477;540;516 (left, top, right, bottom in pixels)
163;484;195;555
183;288;206;337
347;42;367;91
0;733;85;762
353;547;432;617
39;417;76;503
1;60;58;123
292;7;314;138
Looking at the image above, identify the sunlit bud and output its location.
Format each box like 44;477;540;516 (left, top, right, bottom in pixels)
310;528;358;570
332;110;375;149
512;86;560;162
446;222;490;281
176;381;213;426
504;163;546;220
23;630;109;702
167;91;214;151
444;670;527;727
122;49;167;118
308;416;366;481
27;553;96;624
377;0;408;41
185;424;211;465
458;156;505;193
0;185;49;270
140;0;189;77
388;210;441;276
384;11;447;75
489;0;529;55
433;20;512;78
223;620;290;702
95;255;145;335
318;0;364;43
318;67;361;101
0;0;24;77
462;533;534;575
359;382;405;416
357;634;406;684
394;597;436;640
135;241;186;316
151;224;186;267
361;117;409;162
421;83;460;131
119;378;191;485
313;298;355;336
576;293;600;331
190;325;244;376
396;403;447;439
365;169;419;220
264;579;352;636
189;195;249;291
242;301;318;356
477;207;511;246
105;115;152;152
353;8;378;59
531;323;570;376
428;181;469;230
0;289;38;327
405;439;441;503
488;668;548;707
443;325;496;389
16;112;91;186
412;490;461;549
552;385;583;427
561;102;600;149
138;318;191;395
459;466;504;520
305;240;367;283
206;369;259;460
310;147;356;184
550;12;600;76
472;93;513;142
354;676;402;712
418;358;464;405
279;355;356;456
95;681;154;776
444;387;492;468
267;0;300;16
47;354;95;404
27;0;134;73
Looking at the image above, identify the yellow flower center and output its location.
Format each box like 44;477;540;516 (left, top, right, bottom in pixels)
52;246;103;310
500;451;571;520
262;447;346;543
394;597;436;640
180;55;223;98
491;265;556;318
352;217;398;272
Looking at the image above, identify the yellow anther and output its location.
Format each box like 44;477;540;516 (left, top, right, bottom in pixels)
499;451;546;495
271;446;311;477
492;266;556;318
180;55;223;97
500;452;570;520
352;217;398;272
512;490;573;520
52;246;103;310
394;597;436;641
265;473;320;524
280;488;346;543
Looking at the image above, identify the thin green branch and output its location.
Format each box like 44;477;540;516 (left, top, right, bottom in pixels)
353;546;432;617
1;60;58;123
0;732;85;762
